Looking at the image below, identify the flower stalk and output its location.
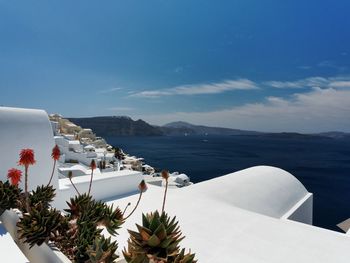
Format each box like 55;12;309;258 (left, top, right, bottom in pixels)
88;160;96;196
161;170;169;213
124;180;147;220
122;202;131;217
68;171;80;196
18;149;36;213
48;145;60;186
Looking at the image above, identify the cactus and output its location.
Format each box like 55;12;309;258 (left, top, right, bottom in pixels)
0;180;21;215
87;236;119;263
17;205;63;248
123;211;187;262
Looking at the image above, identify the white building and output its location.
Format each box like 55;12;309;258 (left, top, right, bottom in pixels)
0;107;143;211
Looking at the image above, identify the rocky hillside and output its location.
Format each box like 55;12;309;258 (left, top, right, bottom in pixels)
68;116;163;136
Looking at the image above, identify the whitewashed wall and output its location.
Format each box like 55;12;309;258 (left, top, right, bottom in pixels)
0;107;58;190
54;170;144;210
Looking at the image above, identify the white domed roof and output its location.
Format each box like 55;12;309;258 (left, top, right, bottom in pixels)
189;165;309;218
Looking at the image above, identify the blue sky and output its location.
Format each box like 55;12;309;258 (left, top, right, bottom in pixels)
1;0;350;132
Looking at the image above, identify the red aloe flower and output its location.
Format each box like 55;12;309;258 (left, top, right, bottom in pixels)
18;149;36;167
7;168;22;186
18;148;35;213
48;145;61;186
51;145;60;161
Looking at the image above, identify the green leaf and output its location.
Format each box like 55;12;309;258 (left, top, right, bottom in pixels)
147;234;161;247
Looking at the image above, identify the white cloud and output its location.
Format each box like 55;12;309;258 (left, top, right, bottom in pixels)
130;79;259;98
136;87;350;133
98;87;122;94
329;80;350;88
264;77;329;89
265;76;350;89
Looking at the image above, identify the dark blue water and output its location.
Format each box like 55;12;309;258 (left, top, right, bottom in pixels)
106;135;350;231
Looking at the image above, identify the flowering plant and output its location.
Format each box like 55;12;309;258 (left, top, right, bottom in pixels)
0;146;196;263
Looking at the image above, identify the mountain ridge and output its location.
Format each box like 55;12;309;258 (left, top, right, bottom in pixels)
67;116;350;138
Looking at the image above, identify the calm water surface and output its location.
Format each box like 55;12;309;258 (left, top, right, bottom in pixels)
106;135;350;231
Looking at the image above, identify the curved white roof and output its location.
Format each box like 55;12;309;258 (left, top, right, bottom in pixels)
190;166;309;218
106;166;350;263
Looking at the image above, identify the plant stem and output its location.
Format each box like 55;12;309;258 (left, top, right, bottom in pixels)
47;160;56;186
24;166;30;213
88;169;94;196
69;177;80;196
122;203;131;216
124;192;142;220
162;178;168;213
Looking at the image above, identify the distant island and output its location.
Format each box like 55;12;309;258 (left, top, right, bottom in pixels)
69;116;350;139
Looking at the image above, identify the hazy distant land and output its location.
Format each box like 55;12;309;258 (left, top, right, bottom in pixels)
69;116;350;139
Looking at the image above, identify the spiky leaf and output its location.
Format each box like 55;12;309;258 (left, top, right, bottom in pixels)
0;181;20;215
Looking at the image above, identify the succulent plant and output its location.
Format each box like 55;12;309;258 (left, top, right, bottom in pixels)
63;194;123;261
49;216;76;260
17;205;64;248
97;204;124;236
65;193;93;219
173;249;197;263
75;220;103;262
68;195;123;235
29;185;56;209
87;236;119;263
0;180;21;215
123;211;185;263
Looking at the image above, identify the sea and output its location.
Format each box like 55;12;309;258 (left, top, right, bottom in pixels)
105;135;350;232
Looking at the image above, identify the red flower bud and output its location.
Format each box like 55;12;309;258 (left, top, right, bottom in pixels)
51;145;60;161
161;170;169;180
138;180;147;193
7;168;22;186
90;159;96;170
18;149;36;167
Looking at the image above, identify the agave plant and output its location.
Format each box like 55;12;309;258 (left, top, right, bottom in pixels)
123;211;185;262
17;205;64;248
0;180;21;215
87;236;119;263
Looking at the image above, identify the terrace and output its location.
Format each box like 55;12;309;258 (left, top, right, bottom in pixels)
0;106;349;262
